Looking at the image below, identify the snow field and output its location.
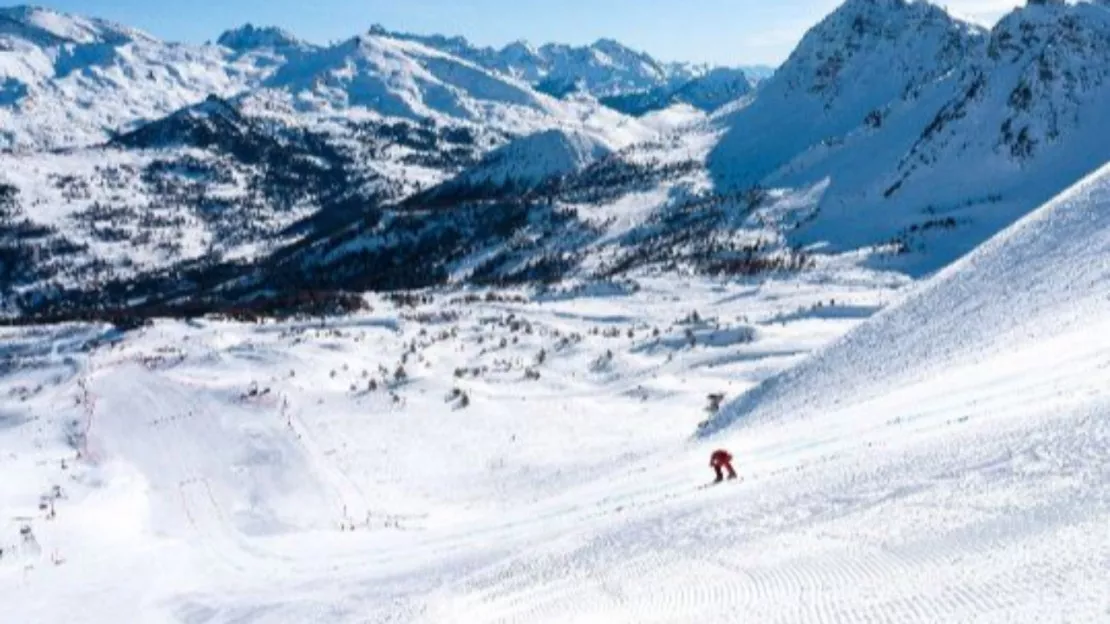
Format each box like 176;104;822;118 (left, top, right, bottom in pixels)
0;275;896;622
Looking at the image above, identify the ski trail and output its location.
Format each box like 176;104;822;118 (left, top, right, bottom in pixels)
279;392;373;530
417;388;1110;624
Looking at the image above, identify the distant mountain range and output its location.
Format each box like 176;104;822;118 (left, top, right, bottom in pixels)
0;7;760;153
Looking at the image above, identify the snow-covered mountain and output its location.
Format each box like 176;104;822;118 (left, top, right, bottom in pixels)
0;6;665;152
0;6;267;150
428;128;616;196
0;7;662;311
371;25;766;115
0;87;554;312
0;95;383;304
7;0;1110;322
709;0;988;190
881;0;1110;207
214;24;317;74
0;4;670;148
373;26;709;99
673;68;757;111
727;0;1110;273
601;67;755;116
737;64;777;82
262;32;553;127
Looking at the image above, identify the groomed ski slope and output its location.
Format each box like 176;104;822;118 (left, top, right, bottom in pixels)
3;167;1110;621
416;164;1110;621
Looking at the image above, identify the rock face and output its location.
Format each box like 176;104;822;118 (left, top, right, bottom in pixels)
216;24;307;53
886;0;1110;194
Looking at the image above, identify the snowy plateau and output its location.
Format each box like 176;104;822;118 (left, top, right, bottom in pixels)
1;0;1110;622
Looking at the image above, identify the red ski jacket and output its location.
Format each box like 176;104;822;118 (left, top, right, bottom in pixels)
710;449;733;467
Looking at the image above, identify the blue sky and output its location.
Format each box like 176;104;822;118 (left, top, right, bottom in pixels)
8;0;1021;65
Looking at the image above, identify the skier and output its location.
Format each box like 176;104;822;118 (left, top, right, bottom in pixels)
709;449;737;483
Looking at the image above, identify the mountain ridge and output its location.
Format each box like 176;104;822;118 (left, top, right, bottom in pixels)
6;1;1110;321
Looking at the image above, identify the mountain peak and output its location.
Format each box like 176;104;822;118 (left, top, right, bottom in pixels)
989;0;1110;61
0;4;142;45
834;0;918;11
217;23;305;51
350;26;703;98
591;38;661;67
823;0;964;29
771;0;984;102
708;0;986;189
591;38;636;53
502;39;538;57
367;24;478;56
